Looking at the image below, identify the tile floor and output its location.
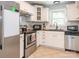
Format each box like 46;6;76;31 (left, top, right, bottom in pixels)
29;46;79;58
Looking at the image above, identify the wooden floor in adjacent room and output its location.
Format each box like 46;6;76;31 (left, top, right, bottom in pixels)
29;46;79;58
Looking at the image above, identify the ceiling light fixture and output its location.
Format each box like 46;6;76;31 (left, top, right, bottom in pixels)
53;1;60;4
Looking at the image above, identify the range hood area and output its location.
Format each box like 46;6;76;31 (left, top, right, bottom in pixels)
20;10;48;23
20;10;32;16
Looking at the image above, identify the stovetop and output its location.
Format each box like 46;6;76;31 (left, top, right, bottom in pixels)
20;30;36;34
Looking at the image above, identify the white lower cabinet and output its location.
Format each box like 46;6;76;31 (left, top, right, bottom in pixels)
75;36;79;51
20;34;24;58
36;31;65;50
36;31;44;47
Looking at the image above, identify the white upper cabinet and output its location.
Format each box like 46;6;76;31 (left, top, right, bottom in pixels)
75;1;79;8
15;2;49;21
32;5;49;21
66;3;79;21
31;6;37;21
42;8;49;21
15;1;34;14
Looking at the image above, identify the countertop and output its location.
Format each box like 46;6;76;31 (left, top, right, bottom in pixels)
20;29;79;34
24;31;36;34
38;29;65;32
38;29;79;32
20;29;65;34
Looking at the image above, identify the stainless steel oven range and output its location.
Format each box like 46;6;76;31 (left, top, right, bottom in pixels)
24;32;36;57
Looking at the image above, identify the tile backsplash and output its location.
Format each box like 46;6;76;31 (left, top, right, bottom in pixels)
45;21;79;31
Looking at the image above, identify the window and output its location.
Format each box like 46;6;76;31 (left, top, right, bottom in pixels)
52;9;66;26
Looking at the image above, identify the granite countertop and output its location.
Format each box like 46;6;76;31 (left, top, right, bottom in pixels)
20;29;65;34
24;31;36;34
40;29;79;32
38;29;65;32
20;31;36;34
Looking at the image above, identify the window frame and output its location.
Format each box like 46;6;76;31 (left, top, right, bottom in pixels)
51;9;67;26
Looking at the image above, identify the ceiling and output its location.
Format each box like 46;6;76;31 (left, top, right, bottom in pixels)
27;1;75;7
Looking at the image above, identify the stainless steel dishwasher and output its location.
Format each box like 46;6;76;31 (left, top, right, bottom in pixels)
65;25;79;52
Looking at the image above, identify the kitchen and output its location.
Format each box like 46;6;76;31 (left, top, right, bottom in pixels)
18;1;79;58
0;1;79;58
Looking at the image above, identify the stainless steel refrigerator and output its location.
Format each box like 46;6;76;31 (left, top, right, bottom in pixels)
0;5;20;58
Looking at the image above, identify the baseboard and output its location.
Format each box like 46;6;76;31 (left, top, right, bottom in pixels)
22;56;25;58
40;45;65;51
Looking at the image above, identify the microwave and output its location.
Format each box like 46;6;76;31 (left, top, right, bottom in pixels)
33;25;42;31
67;25;78;31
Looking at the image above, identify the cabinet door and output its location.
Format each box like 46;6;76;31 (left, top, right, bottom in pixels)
36;31;43;40
20;34;24;58
16;1;33;14
52;32;64;49
44;31;64;49
42;8;49;21
75;36;79;51
20;2;27;12
36;31;43;47
31;6;37;21
43;31;55;47
66;4;79;21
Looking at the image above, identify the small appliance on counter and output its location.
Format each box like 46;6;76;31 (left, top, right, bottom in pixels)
65;25;79;52
67;25;78;31
20;25;27;34
33;24;42;31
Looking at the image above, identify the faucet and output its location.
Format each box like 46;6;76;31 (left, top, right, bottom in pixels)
55;22;58;30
